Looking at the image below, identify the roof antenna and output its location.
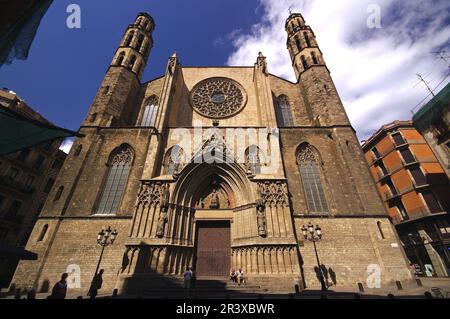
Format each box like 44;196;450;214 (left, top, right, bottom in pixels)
416;73;435;97
288;6;293;15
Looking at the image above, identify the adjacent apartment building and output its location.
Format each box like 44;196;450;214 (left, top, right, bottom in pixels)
362;120;450;277
0;88;66;287
413;82;450;179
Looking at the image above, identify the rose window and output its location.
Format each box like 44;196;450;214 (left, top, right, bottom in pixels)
189;77;247;118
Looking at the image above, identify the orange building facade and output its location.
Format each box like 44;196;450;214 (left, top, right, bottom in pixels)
362;120;450;277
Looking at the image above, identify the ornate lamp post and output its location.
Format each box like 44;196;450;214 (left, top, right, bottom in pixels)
301;222;327;291
93;226;118;276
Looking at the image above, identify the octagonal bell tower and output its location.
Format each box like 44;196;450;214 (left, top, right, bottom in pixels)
83;13;155;127
285;13;350;126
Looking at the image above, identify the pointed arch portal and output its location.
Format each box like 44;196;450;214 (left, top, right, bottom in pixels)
172;160;254;276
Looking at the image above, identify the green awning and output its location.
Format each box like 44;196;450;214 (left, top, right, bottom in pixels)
413;82;450;131
0;105;82;155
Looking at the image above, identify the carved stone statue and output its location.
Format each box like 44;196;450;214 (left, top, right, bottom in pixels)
257;52;268;75
156;211;167;237
257;205;267;237
209;189;220;209
167;53;177;75
156;184;170;237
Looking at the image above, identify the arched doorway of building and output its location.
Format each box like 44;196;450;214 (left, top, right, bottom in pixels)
172;160;254;277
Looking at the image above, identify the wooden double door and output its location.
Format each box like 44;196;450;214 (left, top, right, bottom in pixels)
194;221;231;277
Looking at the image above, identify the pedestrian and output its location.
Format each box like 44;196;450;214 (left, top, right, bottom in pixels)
190;267;197;290
236;268;245;286
230;269;237;283
49;273;68;299
183;267;192;290
409;263;417;277
88;269;104;299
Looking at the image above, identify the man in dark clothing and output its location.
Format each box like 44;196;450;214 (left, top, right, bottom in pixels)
50;273;68;299
88;269;104;299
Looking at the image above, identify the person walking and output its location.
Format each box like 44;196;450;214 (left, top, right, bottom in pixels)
49;273;68;299
236;269;245;286
190;267;197;290
183;267;192;290
88;269;104;299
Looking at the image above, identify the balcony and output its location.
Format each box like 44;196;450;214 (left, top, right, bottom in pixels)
372;153;383;164
392;206;437;225
0;175;35;195
412;179;430;190
393;140;408;149
401;155;419;167
382;189;400;201
391;214;409;225
377;170;390;181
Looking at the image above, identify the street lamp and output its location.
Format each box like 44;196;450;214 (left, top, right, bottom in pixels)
94;226;118;277
301;222;327;291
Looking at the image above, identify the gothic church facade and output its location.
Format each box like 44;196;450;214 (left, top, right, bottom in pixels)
11;12;412;294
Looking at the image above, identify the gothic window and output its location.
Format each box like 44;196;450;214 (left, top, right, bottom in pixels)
295;37;302;51
189;77;247;118
301;55;308;69
54;186;64;201
297;143;329;213
135;62;141;75
37;224;48;242
90;113;97;123
164;146;185;175
142;43;149;57
277;95;294;127
136;34;144;51
377;221;385;239
97;144;134;215
311;52;319;65
245;145;264;174
74;144;82;156
140;96;159;127
124;31;134;46
303;32;311;47
116;51;125;65
128;55;137;69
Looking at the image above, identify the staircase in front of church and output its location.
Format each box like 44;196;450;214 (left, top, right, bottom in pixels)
139;277;273;299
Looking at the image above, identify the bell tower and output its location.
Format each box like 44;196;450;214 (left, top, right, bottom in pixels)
83;12;155;127
285;13;350;126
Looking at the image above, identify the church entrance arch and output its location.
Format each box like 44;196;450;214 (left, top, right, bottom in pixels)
172;161;254;277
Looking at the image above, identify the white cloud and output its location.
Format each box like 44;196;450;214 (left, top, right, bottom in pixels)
226;0;450;140
59;137;74;154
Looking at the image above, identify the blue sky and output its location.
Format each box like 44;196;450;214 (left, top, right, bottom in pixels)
0;0;262;132
1;0;449;152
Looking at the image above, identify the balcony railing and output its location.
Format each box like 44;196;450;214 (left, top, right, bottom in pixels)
401;155;419;167
392;206;434;224
412;179;430;189
393;140;408;148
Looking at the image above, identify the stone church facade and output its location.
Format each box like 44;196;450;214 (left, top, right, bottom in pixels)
11;12;412;295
